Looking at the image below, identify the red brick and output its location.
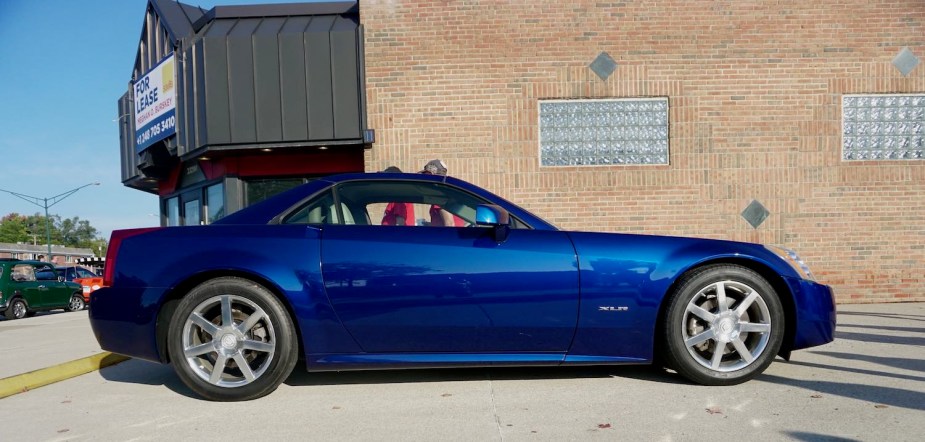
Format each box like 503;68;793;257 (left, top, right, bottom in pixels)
361;0;925;304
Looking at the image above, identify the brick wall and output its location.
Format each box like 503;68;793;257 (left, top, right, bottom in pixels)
360;0;925;303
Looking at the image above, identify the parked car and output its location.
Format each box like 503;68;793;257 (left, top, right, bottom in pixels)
89;173;836;401
1;259;85;320
56;265;102;303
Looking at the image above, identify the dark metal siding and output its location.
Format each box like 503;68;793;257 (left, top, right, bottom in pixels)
306;16;336;141
118;91;141;183
279;17;311;140
178;14;365;155
227;18;260;144
193;40;208;150
331;16;361;139
201;20;234;148
119;1;366;190
253;18;285;142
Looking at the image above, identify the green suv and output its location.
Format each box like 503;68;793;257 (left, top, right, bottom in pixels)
0;259;85;320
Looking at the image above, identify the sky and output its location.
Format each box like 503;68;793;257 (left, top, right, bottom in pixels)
0;0;308;239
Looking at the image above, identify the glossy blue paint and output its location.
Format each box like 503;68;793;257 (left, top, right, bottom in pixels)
564;231;802;361
310;353;566;371
90;224;362;363
784;277;837;350
321;225;579;353
89;173;836;375
475;204;509;225
562;355;649;364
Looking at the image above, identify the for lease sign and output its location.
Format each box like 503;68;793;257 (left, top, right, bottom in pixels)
133;54;177;153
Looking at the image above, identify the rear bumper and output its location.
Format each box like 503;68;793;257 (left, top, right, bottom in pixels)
786;277;837;350
88;286;163;363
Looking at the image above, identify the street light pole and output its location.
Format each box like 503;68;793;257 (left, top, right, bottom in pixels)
0;182;101;259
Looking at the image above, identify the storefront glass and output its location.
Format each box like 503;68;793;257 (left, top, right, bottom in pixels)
206;183;225;223
166;197;179;226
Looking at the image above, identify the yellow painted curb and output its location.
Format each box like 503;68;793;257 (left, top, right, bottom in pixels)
0;352;130;399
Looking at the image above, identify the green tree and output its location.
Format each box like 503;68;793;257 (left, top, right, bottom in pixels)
0;212;108;255
0;213;31;244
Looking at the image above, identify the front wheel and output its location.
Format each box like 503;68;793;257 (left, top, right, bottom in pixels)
167;277;298;401
661;265;784;386
66;294;85;312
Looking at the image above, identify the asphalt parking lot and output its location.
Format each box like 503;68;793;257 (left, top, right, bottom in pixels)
0;303;922;441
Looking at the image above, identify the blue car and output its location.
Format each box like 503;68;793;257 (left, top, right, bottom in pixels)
89;172;835;401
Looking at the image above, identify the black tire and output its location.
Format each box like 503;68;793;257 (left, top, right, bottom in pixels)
167;277;298;401
5;298;28;320
661;264;784;386
66;294;86;312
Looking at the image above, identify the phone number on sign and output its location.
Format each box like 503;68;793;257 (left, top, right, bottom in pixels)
136;115;176;146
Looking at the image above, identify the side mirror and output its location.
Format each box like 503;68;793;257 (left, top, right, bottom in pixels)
475;204;511;242
475;204;510;227
58;276;65;283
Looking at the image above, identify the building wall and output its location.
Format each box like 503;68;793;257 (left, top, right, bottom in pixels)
0;243;95;264
360;0;925;303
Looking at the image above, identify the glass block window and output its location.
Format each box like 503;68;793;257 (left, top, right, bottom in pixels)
842;94;925;161
539;98;669;166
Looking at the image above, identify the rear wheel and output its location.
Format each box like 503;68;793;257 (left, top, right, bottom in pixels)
167;277;298;401
5;299;28;320
661;265;784;385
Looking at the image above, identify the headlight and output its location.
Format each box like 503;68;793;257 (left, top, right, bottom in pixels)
766;245;815;281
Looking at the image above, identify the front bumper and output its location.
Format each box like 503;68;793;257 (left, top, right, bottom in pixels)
787;277;837;350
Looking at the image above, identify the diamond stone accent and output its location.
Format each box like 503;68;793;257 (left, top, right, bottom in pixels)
741;200;770;229
892;47;920;77
589;52;618;81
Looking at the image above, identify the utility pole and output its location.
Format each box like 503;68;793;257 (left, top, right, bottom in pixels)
0;183;101;258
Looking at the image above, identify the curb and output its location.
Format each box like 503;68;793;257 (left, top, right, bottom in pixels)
0;352;130;399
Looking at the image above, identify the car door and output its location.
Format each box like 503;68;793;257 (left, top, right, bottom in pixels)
314;180;580;354
10;264;43;308
34;264;70;308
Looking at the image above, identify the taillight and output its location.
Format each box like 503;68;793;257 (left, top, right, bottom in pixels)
103;228;162;287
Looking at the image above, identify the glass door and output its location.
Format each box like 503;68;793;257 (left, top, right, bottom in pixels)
181;191;202;226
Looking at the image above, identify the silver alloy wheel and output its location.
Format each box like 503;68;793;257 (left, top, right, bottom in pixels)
681;280;772;372
13;301;26;319
69;296;85;311
181;294;276;388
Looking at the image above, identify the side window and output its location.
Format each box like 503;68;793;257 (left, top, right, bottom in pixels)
77;268;97;278
11;264;36;282
282;190;340;225
282;180;532;229
335;180;487;228
35;265;58;281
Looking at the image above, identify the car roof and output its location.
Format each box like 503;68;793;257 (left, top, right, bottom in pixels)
6;260;49;266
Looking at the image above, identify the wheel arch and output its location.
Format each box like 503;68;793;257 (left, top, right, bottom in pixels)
7;295;29;309
654;258;797;361
3;295;29;319
154;270;305;365
67;291;86;310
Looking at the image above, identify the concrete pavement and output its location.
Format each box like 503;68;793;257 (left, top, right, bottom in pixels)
0;303;923;440
0;310;129;399
0;310;100;379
